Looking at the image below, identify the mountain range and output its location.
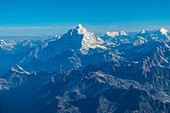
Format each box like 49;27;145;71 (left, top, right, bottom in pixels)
0;24;169;113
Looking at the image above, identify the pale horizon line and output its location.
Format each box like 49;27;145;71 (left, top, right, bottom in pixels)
0;25;170;36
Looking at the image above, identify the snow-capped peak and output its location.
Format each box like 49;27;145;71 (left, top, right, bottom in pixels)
75;24;105;54
106;32;119;37
57;24;106;54
10;65;30;74
159;28;168;35
76;24;87;34
141;30;146;34
76;24;83;29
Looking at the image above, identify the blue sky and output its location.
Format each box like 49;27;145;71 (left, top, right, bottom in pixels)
0;0;170;35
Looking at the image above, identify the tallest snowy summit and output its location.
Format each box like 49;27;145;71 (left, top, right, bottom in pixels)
76;24;83;29
76;24;87;34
